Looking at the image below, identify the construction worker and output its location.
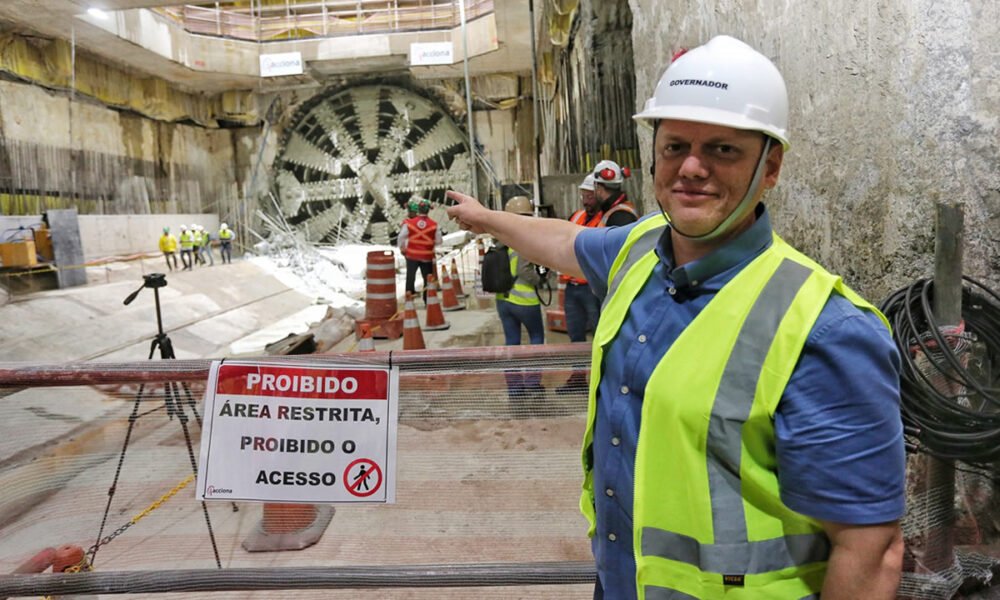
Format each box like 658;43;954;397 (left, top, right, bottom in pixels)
198;224;215;266
446;35;904;599
158;227;178;271
557;174;604;394
190;225;205;266
496;196;550;409
218;222;234;264
593;159;639;226
178;224;194;270
398;198;441;302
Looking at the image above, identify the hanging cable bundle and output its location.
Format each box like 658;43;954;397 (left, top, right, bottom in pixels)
879;276;1000;469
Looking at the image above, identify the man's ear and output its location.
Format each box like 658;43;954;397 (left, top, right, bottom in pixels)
763;144;784;189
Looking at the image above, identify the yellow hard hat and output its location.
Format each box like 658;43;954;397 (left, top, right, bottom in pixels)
504;196;534;216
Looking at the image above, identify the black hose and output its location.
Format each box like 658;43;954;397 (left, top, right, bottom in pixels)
878;275;1000;469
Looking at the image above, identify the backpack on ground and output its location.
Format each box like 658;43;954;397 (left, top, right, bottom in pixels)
481;244;514;294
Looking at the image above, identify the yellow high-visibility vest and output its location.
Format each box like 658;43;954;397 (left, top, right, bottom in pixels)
497;248;539;307
580;214;889;598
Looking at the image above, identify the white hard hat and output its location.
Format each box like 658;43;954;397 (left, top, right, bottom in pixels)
579;174;595;191
221;223;229;229
179;224;187;230
632;35;790;149
593;160;629;187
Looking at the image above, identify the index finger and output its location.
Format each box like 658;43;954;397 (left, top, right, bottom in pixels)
445;190;477;205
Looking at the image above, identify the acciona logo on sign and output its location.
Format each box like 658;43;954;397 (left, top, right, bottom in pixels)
205;485;233;496
409;42;453;66
260;52;304;77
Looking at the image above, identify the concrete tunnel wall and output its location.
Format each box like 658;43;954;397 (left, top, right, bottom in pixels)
0;79;241;217
628;0;1000;302
0;214;220;263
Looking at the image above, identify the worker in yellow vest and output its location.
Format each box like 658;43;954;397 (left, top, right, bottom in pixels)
218;222;234;264
495;196;551;412
178;224;194;270
158;227;178;271
190;225;205;266
445;35;904;600
197;224;214;266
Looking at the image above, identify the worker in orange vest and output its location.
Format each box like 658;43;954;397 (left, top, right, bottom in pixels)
593;159;639;226
398;198;442;302
558;174;605;394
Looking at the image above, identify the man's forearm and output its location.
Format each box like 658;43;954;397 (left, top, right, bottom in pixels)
821;523;903;600
446;190;585;278
479;212;585;279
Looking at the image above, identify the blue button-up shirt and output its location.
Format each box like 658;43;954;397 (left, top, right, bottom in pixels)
575;206;905;598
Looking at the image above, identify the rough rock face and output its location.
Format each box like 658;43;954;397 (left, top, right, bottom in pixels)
628;0;1000;302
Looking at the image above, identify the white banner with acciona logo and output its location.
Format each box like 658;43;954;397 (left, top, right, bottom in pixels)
259;52;304;77
196;360;398;503
409;42;454;66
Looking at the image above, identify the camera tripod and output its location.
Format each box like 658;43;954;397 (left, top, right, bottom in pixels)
89;273;222;568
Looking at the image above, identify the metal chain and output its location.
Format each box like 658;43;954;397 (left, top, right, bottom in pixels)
85;474;195;561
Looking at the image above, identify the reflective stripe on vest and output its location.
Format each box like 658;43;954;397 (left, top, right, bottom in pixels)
404;217;436;262
580;213;888;599
600;195;638;225
498;248;539;306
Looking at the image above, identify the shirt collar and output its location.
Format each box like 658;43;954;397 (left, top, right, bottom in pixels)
657;203;773;290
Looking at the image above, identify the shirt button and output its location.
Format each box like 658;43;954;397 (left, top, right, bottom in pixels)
620;385;629;395
637;334;647;343
611;437;620;446
668;287;676;296
608;533;617;542
605;488;614;497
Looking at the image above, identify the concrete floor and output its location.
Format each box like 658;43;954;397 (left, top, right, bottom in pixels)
0;256;317;363
0;254;592;599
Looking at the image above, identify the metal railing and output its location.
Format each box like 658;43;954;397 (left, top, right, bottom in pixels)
0;344;595;597
155;0;495;42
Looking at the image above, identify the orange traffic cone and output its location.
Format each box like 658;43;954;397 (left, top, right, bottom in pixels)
402;293;426;350
423;276;450;331
440;270;465;312
451;258;466;298
243;503;335;552
358;322;376;352
14;547;56;574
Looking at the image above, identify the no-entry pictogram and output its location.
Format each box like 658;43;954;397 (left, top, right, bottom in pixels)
344;458;383;497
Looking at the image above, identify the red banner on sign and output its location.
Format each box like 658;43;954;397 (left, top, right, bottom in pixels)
215;365;388;400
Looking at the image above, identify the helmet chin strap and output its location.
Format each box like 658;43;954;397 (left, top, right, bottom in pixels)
664;137;773;242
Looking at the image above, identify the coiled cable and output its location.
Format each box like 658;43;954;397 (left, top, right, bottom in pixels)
879;275;1000;470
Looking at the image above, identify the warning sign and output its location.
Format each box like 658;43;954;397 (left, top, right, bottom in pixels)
195;361;398;503
344;458;383;497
